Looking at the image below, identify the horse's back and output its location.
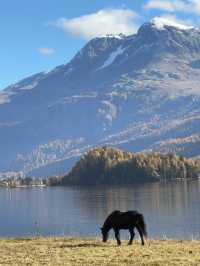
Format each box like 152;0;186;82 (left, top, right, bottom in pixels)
108;210;142;219
105;210;144;226
110;210;140;215
126;210;142;217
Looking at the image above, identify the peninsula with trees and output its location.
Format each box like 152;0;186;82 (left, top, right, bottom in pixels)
58;147;200;186
1;147;200;187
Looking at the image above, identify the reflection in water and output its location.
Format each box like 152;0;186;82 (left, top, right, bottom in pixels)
0;180;200;239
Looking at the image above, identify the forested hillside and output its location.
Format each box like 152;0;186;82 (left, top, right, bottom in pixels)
59;147;200;185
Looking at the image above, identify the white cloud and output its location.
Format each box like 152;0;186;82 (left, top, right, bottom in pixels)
37;47;55;55
53;8;140;40
191;0;200;14
145;0;176;11
144;0;200;15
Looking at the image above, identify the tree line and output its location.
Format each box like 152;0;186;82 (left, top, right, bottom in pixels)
58;147;200;185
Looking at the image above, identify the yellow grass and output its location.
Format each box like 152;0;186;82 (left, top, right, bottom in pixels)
0;237;200;265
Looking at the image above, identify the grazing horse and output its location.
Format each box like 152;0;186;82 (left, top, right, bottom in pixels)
100;210;147;246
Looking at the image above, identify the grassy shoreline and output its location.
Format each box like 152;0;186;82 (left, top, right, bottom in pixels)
0;237;200;265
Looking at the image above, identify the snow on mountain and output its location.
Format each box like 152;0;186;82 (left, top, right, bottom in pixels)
1;18;200;177
98;45;126;69
101;34;126;39
0;91;14;105
144;134;200;157
150;17;194;31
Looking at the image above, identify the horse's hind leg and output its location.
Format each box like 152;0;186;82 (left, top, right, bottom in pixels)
114;229;121;246
128;228;135;245
136;225;144;246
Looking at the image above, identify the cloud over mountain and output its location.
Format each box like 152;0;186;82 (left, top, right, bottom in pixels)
53;8;140;40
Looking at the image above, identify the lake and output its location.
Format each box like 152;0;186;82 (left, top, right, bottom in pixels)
0;180;200;239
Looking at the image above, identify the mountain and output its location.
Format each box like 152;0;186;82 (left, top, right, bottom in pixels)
1;17;200;177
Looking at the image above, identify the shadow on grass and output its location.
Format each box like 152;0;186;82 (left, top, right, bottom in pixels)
58;243;103;248
5;237;34;242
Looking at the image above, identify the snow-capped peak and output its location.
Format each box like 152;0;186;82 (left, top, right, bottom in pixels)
150;17;194;31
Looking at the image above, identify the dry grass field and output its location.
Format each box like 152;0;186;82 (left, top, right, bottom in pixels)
0;237;200;265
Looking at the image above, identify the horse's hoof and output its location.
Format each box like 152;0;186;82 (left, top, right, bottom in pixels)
128;242;132;245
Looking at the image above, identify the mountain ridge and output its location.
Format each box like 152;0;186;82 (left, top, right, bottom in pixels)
1;18;200;177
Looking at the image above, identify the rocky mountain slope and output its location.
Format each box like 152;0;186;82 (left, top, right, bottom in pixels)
1;17;200;177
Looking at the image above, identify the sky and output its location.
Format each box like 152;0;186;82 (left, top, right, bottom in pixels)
1;0;200;90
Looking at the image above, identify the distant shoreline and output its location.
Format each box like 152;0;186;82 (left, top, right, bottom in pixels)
0;176;200;189
1;147;200;188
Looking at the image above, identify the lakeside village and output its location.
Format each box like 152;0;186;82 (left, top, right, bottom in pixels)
0;171;58;188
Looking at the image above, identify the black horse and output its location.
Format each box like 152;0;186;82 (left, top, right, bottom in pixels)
100;210;147;246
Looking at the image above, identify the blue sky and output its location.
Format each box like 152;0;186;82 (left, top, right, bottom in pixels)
1;0;200;89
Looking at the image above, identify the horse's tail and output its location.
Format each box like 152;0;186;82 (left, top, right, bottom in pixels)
138;214;147;238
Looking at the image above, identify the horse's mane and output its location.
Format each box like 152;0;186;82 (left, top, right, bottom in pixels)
103;210;121;227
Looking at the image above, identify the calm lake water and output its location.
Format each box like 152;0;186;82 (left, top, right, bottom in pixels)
0;180;200;239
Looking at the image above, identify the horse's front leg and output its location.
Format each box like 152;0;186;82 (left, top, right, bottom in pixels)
128;228;135;245
114;229;121;246
136;225;145;246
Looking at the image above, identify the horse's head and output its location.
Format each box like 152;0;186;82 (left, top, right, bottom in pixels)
100;227;109;242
